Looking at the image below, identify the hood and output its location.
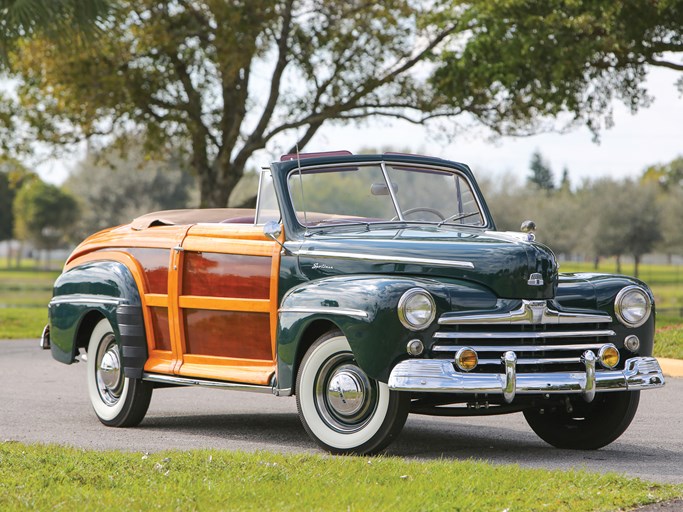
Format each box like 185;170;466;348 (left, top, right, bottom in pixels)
294;226;558;300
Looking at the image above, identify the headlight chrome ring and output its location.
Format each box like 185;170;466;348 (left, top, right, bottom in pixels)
614;285;652;328
398;288;436;331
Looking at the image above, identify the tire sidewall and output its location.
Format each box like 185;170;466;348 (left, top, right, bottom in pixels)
87;318;130;423
297;334;393;452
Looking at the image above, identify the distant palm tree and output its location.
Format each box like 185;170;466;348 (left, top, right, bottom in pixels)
0;0;111;66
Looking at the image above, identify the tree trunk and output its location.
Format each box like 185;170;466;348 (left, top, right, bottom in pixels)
615;255;621;274
634;254;640;278
593;256;599;270
198;162;245;208
15;240;23;268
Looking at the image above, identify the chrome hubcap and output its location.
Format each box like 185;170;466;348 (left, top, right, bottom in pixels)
95;334;124;406
327;367;367;417
315;354;377;433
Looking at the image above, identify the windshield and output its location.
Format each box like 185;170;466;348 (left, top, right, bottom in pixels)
287;163;486;228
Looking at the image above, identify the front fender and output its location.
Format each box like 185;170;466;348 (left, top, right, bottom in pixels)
48;260;147;378
277;275;461;389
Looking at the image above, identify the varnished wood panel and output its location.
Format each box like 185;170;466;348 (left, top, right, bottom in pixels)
183;309;272;360
150;306;171;351
126;248;170;294
182;252;270;299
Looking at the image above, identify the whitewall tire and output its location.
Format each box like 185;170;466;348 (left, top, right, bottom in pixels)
86;318;152;427
296;331;410;454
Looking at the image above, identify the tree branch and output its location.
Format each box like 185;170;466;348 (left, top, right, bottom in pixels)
648;58;683;71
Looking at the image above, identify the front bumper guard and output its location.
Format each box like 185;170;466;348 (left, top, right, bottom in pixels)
387;352;665;403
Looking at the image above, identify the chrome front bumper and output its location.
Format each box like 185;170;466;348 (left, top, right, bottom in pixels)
387;353;665;403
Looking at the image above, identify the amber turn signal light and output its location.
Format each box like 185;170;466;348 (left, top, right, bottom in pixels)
455;347;478;372
598;344;620;369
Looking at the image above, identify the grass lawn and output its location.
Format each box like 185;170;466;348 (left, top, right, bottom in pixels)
0;443;680;512
0;308;48;339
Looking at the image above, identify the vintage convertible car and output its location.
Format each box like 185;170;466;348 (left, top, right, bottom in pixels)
43;151;665;454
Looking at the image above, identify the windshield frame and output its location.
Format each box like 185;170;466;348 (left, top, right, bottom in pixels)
283;159;490;231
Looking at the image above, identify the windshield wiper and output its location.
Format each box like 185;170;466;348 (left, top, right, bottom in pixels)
304;221;371;236
436;211;480;227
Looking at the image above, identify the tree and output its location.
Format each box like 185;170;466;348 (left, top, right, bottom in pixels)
528;151;554;190
13;179;79;267
642;156;683;190
433;1;683;137
7;1;471;207
657;187;683;262
590;180;661;277
64;145;197;239
1;0;111;67
0;157;36;266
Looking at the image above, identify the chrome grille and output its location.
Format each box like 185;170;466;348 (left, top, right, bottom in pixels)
432;302;617;372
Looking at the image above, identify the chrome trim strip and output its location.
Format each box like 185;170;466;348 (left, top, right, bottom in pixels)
433;330;616;340
49;295;123;306
432;342;612;353
278;307;369;319
142;373;274;394
438;300;611;325
387;356;664;396
294;249;474;269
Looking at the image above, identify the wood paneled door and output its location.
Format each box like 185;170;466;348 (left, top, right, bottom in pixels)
170;223;282;385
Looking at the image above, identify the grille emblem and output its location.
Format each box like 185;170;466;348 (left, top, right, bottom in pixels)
527;273;544;286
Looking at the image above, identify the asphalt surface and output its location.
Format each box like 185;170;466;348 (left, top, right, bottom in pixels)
2;339;682;484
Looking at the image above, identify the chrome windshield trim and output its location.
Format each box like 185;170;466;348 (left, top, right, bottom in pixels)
285;160;491;231
278;307;369;319
433;330;616;341
379;161;404;221
432;342;612;353
294;249;474;269
49;295;123;306
438;300;611;325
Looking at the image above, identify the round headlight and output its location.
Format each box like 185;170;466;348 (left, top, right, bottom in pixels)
398;288;436;331
615;286;652;328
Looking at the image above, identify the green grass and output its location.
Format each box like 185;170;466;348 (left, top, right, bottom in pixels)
0;308;48;339
0;443;680;512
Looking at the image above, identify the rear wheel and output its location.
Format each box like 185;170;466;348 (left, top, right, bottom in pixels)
523;391;640;450
86;318;152;427
296;331;410;454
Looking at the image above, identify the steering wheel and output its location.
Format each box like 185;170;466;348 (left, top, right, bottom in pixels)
392;207;446;221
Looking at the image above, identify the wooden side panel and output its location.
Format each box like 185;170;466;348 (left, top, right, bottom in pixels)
183;309;272;361
149;307;172;351
125;248;170;294
182;252;270;299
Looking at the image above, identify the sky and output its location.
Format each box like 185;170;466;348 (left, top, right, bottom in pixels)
35;66;683;186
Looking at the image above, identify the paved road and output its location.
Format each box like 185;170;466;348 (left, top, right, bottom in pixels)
2;339;681;483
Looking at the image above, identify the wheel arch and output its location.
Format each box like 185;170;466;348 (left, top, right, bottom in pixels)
291;318;341;394
48;255;149;378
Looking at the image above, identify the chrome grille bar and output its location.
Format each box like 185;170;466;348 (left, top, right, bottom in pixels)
433;330;615;340
438;300;611;326
478;357;581;365
432;343;610;353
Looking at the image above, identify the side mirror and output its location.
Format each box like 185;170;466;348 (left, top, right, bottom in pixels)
263;221;289;254
263;220;282;241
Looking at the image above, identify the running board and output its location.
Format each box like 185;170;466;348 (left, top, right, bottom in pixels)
142;372;275;394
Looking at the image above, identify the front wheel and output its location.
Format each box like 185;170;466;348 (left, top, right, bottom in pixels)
296;331;410;454
523;391;640;450
86;318;153;427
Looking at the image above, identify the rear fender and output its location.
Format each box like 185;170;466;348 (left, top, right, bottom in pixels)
48;259;148;378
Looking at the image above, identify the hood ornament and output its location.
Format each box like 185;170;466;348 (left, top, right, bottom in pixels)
527;273;544;286
520;220;536;241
